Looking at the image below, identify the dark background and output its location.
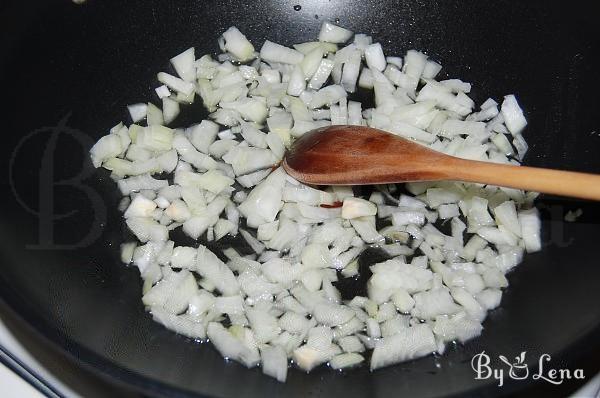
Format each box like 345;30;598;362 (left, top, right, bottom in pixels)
0;0;599;397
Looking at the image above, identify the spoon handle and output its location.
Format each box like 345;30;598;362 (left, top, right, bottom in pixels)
446;157;600;200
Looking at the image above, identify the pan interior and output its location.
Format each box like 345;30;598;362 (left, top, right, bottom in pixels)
0;1;599;397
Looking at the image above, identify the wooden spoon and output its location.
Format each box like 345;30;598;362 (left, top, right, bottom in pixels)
283;125;600;201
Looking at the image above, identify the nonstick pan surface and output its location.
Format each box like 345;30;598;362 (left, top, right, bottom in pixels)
1;1;599;397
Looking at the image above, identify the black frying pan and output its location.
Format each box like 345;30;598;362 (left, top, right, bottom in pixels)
1;0;599;397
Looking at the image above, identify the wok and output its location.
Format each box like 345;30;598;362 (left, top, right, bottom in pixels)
1;0;599;396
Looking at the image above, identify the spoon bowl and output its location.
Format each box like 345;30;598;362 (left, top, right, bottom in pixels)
283;125;600;200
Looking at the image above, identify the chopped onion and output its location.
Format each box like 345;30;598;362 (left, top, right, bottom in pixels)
170;47;196;82
187;120;220;154
293;41;338;55
261;345;288;382
90;134;123;167
308;58;335;90
422;60;442;79
364;43;386;72
341;197;377;219
318;21;353;44
157;72;195;96
162;97;180;125
501;94;527;135
155;85;171;99
127;103;148;123
309;84;347;109
260;41;304;65
207;322;260;368
330;352;364;369
518;208;541;252
341;49;362;93
370;324;437;370
222;27;256;62
91;22;539;381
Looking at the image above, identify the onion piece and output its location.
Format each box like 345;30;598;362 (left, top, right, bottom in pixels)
364;43;386;72
186;120;220;154
125;195;157;218
170;47;196;82
300;47;325;79
370;324;437;370
222;27;256;62
293;41;338;54
127;103;147;123
240;228;265;254
287;66;306;96
162;97;180;125
126;217;168;242
501;94;527;135
222;146;278;175
318;21;353;43
518;208;541;253
207;322;260;368
341;49;362;93
92;21;539;379
220;98;268;123
157;72;195;96
422;60;442;79
90;134;123;168
308;59;335;90
260;41;304;65
238;167;286;227
341;197;377;219
432;312;482;343
330;353;364;369
309;84;347;109
155;85;171;99
261;345;288;382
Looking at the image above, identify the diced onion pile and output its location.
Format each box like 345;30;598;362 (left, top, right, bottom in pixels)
91;22;541;382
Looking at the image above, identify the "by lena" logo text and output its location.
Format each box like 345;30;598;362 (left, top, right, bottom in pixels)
471;351;585;387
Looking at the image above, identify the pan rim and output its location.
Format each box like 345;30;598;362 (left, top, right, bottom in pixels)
0;281;598;398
